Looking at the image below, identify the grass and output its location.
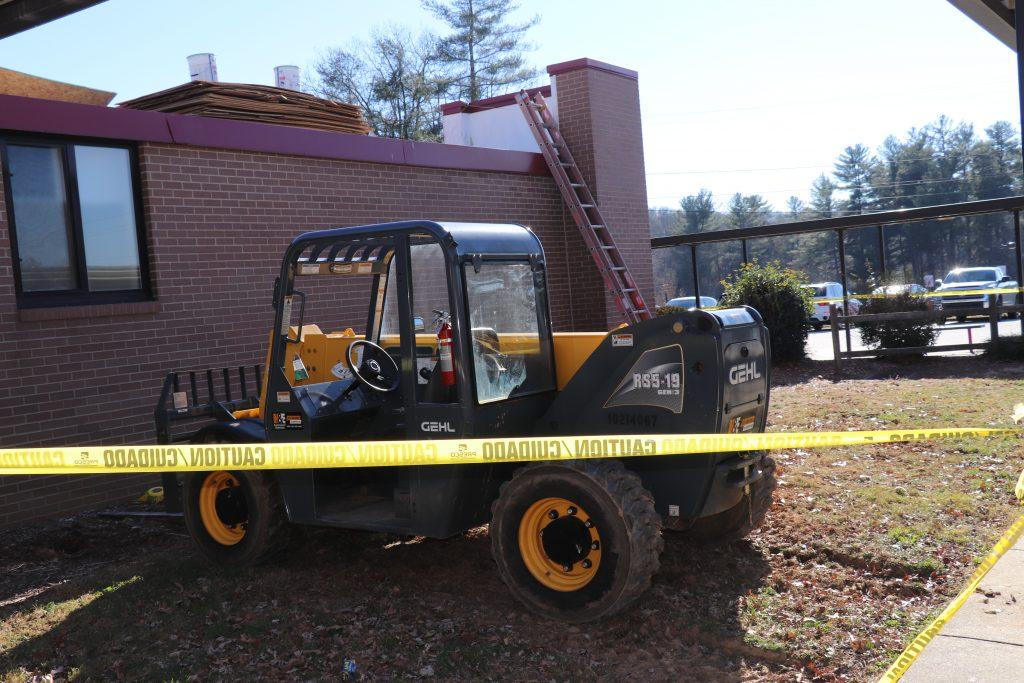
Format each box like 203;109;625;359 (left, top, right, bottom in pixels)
0;357;1022;681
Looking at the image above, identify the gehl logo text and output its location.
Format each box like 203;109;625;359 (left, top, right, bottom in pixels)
421;421;455;433
728;362;761;385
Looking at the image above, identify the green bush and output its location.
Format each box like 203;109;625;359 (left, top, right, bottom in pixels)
986;335;1024;361
856;291;938;350
718;261;813;362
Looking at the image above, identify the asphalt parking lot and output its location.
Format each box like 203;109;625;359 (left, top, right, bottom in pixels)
806;317;1024;360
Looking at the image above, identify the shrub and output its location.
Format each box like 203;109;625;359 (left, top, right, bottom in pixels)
656;305;683;317
718;261;813;362
986;335;1024;361
856;291;938;350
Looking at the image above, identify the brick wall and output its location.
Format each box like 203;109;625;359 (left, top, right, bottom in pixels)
552;62;654;326
0;59;652;527
0;145;582;528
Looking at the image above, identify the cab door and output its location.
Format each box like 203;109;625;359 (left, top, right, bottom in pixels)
378;234;466;440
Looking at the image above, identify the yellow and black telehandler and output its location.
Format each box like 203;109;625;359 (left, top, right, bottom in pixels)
155;220;773;621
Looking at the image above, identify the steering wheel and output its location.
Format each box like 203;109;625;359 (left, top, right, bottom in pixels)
345;340;401;393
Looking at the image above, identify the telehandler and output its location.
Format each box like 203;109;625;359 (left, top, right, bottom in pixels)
155;220;774;622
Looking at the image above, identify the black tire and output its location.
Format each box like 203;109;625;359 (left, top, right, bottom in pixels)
683;456;776;544
812;322;823;331
956;315;967;324
183;470;292;568
490;460;663;622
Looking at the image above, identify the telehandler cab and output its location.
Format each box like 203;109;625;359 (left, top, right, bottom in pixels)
155;220;774;622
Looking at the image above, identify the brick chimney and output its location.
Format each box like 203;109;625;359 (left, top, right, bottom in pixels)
548;58;653;328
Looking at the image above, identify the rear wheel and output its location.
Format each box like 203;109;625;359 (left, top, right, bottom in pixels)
490;460;663;622
683;456;776;544
957;315;967;324
183;469;292;567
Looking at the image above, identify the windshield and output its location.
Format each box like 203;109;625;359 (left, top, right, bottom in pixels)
464;262;554;404
944;269;998;284
803;285;828;298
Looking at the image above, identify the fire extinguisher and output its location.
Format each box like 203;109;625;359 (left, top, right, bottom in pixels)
437;318;456;387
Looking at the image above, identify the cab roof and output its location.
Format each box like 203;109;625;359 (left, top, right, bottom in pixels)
289;220;544;262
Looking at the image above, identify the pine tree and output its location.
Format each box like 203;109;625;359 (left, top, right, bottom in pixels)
810;175;836;217
727;193;771;228
680;189;714;233
786;196;805;219
423;0;539;102
833;144;876;215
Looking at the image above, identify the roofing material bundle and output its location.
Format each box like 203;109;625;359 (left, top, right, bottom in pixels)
119;81;371;135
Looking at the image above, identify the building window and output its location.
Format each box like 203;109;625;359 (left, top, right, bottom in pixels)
1;137;150;307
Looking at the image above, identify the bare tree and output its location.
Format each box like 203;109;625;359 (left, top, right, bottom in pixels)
309;26;451;140
423;0;538;101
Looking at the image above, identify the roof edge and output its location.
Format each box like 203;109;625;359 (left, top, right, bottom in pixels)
0;93;550;176
440;85;551;115
546;58;638;81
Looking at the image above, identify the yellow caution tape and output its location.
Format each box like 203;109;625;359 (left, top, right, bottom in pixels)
878;512;1024;682
0;427;1016;476
813;286;1023;304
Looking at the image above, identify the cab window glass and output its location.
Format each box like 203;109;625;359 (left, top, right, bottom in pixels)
464;262;554;404
380;240;448;339
380;239;455;403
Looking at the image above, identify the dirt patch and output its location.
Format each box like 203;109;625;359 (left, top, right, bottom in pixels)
1;355;1022;681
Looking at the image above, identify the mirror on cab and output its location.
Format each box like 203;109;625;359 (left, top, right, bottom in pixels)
414;315;425;332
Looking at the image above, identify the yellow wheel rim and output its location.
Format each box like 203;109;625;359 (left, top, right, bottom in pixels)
199;471;246;546
518;497;602;592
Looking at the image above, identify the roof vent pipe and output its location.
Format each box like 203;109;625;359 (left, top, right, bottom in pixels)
187;53;218;82
274;65;300;91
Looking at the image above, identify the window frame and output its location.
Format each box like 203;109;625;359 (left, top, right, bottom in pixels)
0;134;152;308
461;257;556;405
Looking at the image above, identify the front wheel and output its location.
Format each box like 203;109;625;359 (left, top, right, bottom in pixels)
490;460;663;622
183;470;292;567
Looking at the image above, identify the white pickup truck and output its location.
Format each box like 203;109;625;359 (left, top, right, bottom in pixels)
936;266;1019;322
803;282;861;330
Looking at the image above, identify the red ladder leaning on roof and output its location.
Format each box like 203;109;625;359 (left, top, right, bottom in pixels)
515;89;652;325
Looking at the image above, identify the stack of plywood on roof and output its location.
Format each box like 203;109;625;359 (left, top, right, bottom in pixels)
0;67;115;105
118;81;371;135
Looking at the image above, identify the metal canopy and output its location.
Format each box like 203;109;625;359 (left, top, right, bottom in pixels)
0;0;107;39
650;195;1024;248
947;0;1014;49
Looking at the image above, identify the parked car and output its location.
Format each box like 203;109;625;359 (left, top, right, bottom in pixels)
871;283;943;313
664;295;719;309
803;283;861;330
935;267;1019;323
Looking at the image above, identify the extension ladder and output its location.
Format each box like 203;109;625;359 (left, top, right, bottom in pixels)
515;90;652;324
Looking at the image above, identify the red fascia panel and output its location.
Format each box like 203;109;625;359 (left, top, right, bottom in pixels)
0;93;173;142
546;58;638;81
165;114;407;165
440;100;469;115
439;85;551;115
0;93;549;175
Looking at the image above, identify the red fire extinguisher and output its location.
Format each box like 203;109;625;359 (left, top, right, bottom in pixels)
437;319;456;387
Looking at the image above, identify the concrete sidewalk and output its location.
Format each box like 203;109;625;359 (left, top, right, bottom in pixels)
902;536;1024;682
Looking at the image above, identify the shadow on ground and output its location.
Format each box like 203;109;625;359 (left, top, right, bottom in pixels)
1;516;780;681
771;354;1024;387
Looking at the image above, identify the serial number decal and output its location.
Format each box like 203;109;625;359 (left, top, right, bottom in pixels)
607;413;659;428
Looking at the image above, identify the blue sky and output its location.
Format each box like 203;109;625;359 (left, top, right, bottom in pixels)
0;0;1017;210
